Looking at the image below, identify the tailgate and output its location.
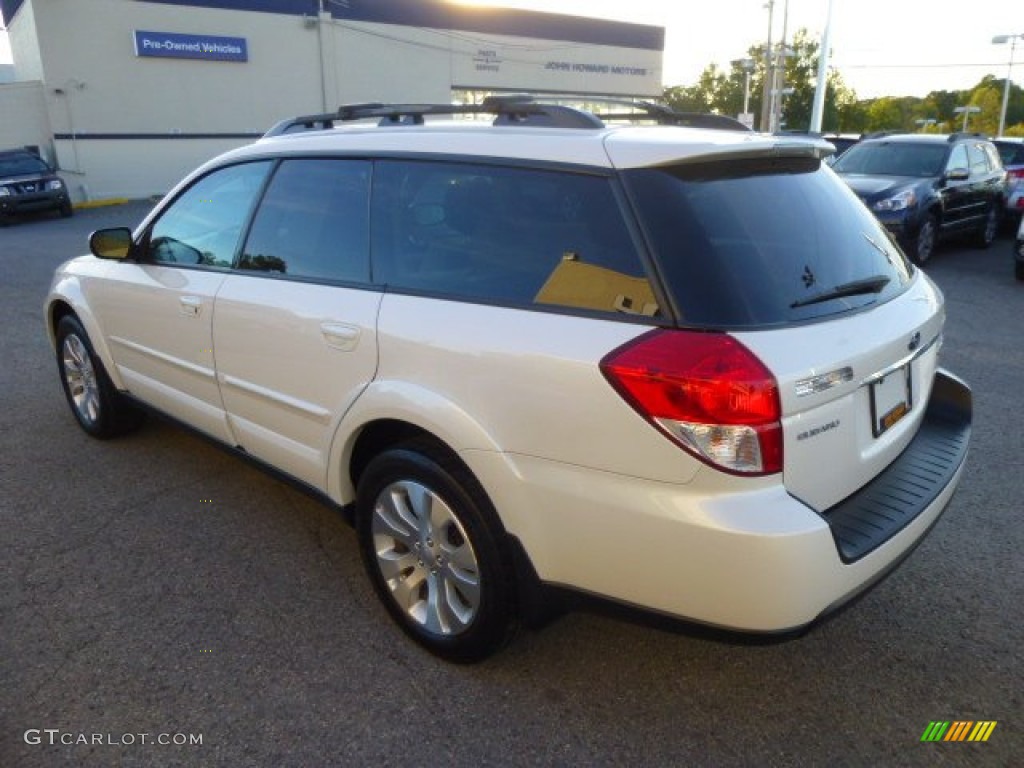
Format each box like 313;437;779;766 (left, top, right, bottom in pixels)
735;272;946;512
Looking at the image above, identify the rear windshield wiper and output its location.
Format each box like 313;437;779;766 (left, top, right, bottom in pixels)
790;275;891;309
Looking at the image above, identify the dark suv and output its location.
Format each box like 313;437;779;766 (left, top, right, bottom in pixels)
0;149;72;224
832;133;1005;264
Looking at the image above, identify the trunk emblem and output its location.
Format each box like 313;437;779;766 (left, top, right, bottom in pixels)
908;332;921;351
795;366;854;397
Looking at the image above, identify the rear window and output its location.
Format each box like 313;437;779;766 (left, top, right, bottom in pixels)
624;158;913;328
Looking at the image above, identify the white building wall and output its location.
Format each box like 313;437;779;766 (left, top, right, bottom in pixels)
6;0;664;200
0;80;52;159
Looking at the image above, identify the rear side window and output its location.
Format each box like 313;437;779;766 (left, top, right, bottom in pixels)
371;160;658;317
624;158;913;328
238;159;370;282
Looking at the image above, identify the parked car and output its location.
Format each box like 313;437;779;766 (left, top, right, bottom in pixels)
44;97;972;661
831;133;1005;264
0;148;72;224
1015;212;1024;281
992;137;1024;225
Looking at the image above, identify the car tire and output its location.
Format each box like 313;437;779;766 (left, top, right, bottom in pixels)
913;215;937;265
1016;261;1024;282
974;205;998;249
356;440;518;663
59;202;74;218
55;315;144;438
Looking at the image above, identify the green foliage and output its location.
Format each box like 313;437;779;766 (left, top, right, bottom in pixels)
665;31;1024;136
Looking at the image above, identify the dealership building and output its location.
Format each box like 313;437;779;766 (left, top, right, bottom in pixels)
0;0;664;202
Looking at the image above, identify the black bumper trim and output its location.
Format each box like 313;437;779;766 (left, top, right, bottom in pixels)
821;369;971;563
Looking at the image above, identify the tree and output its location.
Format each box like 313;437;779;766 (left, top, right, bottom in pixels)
664;29;858;133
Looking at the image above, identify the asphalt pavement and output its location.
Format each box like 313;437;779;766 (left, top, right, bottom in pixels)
1;202;1021;767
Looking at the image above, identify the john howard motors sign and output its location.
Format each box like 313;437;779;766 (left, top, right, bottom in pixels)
133;30;248;62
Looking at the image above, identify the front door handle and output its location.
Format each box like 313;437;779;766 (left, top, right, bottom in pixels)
320;322;360;351
179;295;202;317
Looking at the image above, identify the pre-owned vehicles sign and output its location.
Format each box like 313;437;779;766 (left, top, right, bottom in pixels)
133;30;248;62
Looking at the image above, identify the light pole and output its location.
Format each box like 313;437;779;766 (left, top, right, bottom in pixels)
953;105;981;132
732;57;756;125
992;33;1023;138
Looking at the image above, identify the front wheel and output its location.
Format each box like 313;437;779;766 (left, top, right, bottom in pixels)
356;441;517;662
912;215;938;265
55;315;144;438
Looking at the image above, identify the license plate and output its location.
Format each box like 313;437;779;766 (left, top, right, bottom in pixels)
870;364;912;437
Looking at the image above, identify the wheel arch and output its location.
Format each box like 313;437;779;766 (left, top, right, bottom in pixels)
342;411;558;632
45;290;127;391
328;380;506;506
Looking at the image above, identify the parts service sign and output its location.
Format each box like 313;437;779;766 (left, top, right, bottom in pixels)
133;30;248;62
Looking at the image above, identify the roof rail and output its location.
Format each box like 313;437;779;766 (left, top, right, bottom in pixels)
557;96;751;131
263;95;751;138
264;95;602;137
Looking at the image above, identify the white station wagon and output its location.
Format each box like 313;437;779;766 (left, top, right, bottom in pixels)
45;97;972;661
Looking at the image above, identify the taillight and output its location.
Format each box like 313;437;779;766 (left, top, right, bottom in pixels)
600;329;782;475
1008;168;1024;181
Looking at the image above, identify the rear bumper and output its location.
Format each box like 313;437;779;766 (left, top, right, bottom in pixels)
469;369;971;633
822;368;971;562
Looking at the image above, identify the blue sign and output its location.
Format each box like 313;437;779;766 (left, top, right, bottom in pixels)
133;30;248;62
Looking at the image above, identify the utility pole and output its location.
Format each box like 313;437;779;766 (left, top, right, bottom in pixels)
769;0;790;133
759;0;775;132
810;0;835;132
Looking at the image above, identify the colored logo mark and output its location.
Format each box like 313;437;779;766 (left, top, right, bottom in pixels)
921;721;997;742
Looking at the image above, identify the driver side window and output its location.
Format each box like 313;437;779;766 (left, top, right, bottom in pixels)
146;161;271;267
944;145;969;175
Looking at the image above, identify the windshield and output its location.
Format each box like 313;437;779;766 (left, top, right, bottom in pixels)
624;158;914;328
0;153;52;177
831;141;947;177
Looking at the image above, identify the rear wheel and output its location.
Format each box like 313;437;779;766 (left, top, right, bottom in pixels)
356;440;517;662
59;201;74;218
55;315;144;438
912;215;937;265
974;205;998;248
1015;261;1024;281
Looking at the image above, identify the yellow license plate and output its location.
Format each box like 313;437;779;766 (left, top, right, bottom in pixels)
870;364;912;437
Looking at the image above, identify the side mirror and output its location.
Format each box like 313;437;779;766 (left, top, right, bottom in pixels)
945;167;969;182
89;227;133;260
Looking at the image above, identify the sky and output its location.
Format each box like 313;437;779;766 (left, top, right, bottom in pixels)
1;0;1021;99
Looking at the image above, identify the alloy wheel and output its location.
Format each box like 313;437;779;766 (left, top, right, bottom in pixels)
370;479;482;636
62;333;101;426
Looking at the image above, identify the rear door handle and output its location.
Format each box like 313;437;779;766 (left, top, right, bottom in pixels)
320;321;360;351
179;295;202;316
